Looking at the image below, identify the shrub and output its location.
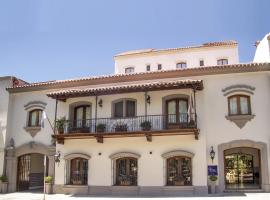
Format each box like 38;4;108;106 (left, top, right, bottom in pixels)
0;175;8;182
209;175;218;182
45;176;53;183
140;121;152;131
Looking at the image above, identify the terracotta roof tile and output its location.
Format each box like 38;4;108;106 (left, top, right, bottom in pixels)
6;62;270;93
115;40;238;57
47;79;203;99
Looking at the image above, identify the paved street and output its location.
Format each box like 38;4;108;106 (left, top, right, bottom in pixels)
0;192;270;200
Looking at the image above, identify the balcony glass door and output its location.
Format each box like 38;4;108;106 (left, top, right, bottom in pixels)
166;99;188;128
74;105;91;132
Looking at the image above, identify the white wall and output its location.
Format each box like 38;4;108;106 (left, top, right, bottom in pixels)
6;70;270;188
55;136;207;187
115;46;239;74
0;77;12;175
253;33;270;62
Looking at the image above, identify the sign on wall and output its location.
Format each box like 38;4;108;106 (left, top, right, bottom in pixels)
208;165;218;176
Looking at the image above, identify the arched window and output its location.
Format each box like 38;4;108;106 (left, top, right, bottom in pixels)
115;157;137;186
69;158;88;185
176;62;187;69
167;156;192;186
28;109;42;127
217;59;228;65
113;99;136;118
228;95;251;115
125;67;135;74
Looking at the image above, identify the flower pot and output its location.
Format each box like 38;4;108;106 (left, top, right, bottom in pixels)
0;182;8;193
142;127;151;131
45;183;52;194
97;128;105;133
210;182;216;194
57;128;64;134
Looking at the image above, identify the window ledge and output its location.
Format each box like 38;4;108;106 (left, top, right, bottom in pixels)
225;114;255;129
24;126;41;137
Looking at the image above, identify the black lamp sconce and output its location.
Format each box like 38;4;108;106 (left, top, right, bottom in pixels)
98;99;103;107
210;146;215;163
146;95;151;104
54;151;61;164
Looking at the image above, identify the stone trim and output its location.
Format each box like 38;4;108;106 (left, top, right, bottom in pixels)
24;101;47;110
64;153;91;160
24;126;41;137
161;150;194;159
53;185;208;195
222;84;255;96
225;114;255;129
109;152;141;160
217;140;270;192
5;142;55;192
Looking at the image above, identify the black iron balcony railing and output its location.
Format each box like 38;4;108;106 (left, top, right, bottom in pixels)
69;173;88;185
59;113;196;134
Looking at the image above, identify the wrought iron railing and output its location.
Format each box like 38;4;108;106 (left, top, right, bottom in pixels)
70;173;88;185
59;113;196;134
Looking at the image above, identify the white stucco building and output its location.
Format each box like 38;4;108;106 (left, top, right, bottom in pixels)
2;36;270;195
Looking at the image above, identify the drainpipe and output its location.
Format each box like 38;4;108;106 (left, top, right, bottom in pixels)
193;89;197;128
53;99;58;134
144;91;148;116
95;95;98;132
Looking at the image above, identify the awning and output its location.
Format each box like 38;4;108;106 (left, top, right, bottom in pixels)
47;79;203;100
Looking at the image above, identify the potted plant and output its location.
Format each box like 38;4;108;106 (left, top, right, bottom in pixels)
209;175;218;194
44;176;53;194
114;122;128;132
189;119;196;127
140;121;152;131
55;117;66;134
0;175;8;193
96;123;106;133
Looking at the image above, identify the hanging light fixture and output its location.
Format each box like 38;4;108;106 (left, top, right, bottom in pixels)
146;95;151;104
98;99;103;107
210;146;215;163
54;151;61;163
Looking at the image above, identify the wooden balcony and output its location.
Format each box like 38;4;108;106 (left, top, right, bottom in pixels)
53;114;199;144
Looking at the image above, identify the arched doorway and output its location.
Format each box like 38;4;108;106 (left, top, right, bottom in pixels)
17;153;48;191
224;147;260;189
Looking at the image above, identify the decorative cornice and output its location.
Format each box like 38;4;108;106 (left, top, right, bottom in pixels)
109;152;140;160
222;84;255;96
64;153;91;160
24;101;47;110
24;126;41;137
225;115;255;129
162;150;194;159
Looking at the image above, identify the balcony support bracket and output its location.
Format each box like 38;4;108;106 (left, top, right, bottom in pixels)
96;136;103;143
145;133;152;142
57;138;64;145
195;130;199;140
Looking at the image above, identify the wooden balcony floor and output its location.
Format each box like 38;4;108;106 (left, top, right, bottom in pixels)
53;128;199;144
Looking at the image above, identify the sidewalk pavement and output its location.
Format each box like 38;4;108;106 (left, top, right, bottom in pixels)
0;192;270;200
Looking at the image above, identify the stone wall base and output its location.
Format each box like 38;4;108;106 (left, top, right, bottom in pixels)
53;185;208;196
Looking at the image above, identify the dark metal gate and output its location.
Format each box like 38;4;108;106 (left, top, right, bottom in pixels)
17;154;31;191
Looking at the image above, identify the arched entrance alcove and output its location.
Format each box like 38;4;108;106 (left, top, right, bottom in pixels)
218;140;269;192
5;142;55;192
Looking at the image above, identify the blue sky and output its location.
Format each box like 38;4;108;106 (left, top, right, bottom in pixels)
0;0;269;83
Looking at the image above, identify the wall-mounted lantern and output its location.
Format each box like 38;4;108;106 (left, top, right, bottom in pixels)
54;151;61;164
146;95;151;104
98;99;103;107
210;146;215;163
